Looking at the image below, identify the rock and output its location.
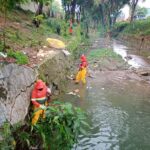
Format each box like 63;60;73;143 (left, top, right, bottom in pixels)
139;71;149;76
38;51;72;92
125;55;132;60
0;63;37;126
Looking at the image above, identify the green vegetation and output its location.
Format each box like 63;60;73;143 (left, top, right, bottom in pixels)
87;48;122;62
0;122;16;150
112;18;150;37
7;49;29;64
46;18;68;36
67;26;82;57
66;24;91;58
0;7;86;63
0;102;88;150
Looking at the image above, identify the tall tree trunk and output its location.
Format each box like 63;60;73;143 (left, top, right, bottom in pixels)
99;4;105;28
130;0;139;22
36;2;43;16
66;4;70;20
47;7;50;17
64;4;67;20
71;0;76;22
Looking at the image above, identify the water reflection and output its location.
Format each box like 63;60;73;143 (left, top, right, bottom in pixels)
113;40;150;68
63;71;150;150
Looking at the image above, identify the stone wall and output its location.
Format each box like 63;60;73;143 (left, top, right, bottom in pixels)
119;35;150;51
38;50;73;93
0;64;37;125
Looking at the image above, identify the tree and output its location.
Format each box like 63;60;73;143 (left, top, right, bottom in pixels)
51;0;64;18
129;0;146;22
135;6;148;18
61;0;130;35
129;0;139;22
32;0;53;16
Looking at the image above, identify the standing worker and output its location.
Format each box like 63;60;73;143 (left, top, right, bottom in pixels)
31;79;51;125
75;54;88;84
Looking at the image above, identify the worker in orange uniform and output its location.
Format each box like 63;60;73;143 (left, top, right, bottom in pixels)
75;54;88;84
31;79;51;125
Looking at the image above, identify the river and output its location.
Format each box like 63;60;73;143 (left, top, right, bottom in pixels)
59;38;150;150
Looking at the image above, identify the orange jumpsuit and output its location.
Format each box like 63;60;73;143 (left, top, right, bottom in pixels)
31;80;50;125
75;55;88;84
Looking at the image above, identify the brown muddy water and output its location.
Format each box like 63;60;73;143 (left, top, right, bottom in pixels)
59;39;150;150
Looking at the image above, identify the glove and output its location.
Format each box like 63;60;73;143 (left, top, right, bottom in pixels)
40;105;46;110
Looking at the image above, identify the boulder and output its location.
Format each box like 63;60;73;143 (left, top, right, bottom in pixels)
0;63;37;125
38;50;73;92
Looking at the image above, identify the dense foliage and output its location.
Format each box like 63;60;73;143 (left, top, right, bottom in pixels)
0;102;88;150
112;18;150;36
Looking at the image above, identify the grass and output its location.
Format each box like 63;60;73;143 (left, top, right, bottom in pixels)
87;48;122;62
66;25;92;59
0;7;89;65
7;49;29;64
112;18;150;36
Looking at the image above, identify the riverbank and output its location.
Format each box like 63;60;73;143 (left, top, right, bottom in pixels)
111;19;150;56
112;18;150;37
0;8;89;67
87;37;150;83
0;7;90;125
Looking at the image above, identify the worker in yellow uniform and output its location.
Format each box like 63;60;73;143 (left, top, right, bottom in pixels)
31;79;51;125
75;54;88;84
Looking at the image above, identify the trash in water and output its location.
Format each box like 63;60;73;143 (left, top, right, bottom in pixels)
67;89;80;97
67;92;76;95
67;75;74;80
88;74;95;78
87;86;92;89
74;89;79;93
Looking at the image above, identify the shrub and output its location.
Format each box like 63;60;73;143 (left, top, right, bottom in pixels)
30;102;88;150
0;102;88;150
112;18;150;36
7;49;29;64
0;41;4;51
46;18;68;36
87;48;121;62
0;122;16;150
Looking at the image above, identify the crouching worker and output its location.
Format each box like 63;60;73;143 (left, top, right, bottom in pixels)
31;79;51;125
75;54;88;84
